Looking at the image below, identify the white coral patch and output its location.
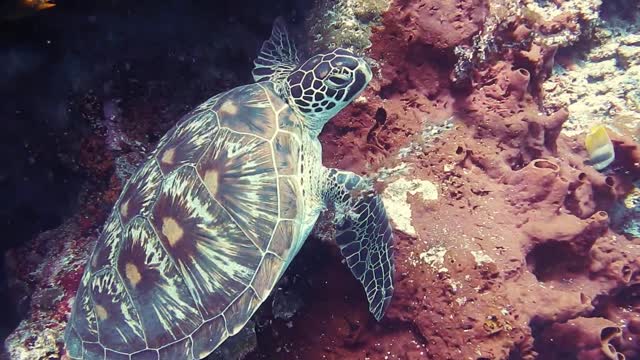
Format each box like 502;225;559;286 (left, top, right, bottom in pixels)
381;178;438;236
418;245;448;272
353;95;368;105
471;250;494;265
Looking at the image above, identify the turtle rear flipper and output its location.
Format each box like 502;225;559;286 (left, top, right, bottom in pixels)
252;17;299;83
323;169;395;320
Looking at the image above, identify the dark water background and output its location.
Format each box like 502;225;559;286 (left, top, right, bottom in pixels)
0;0;309;348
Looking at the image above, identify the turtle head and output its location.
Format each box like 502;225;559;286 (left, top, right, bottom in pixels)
251;18;372;135
285;48;372;135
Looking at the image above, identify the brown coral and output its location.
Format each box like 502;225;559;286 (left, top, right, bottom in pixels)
405;0;487;49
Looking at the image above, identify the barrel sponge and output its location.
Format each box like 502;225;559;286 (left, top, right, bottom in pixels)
539;317;625;360
522;210;608;256
505;159;569;213
507;67;531;100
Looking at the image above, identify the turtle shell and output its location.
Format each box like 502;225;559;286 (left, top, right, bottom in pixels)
65;82;307;360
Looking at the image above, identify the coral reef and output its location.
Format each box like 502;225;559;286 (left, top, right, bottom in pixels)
304;0;389;53
611;180;640;238
542;5;640;138
523;0;602;47
4;215;98;360
451;0;606;87
4;0;640;359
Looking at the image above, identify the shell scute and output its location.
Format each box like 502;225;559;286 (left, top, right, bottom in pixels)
150;166;261;320
154;93;221;151
214;85;278;139
278;176;300;220
90;269;146;353
83;342;105;359
130;350;158;360
268;220;297;260
157;337;192;359
117;160;163;226
116;217;201;348
222;287;261;335
261;82;290;115
155;110;218;176
70;274;99;342
251;254;285;300
273;131;300;175
191;316;228;359
63;326;83;359
277;108;305;139
105;350;129;360
196;128;278;251
89;212;123;273
193;93;222;113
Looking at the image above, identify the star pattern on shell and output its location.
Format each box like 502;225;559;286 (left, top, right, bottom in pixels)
65;82;307;360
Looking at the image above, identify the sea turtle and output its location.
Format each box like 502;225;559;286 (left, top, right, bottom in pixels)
64;18;395;360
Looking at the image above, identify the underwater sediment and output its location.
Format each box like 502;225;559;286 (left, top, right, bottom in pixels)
2;0;640;359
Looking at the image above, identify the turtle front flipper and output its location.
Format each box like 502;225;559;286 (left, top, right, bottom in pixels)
323;169;395;320
252;16;299;83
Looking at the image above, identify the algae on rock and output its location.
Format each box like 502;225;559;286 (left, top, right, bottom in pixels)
452;0;608;85
304;0;390;54
543;11;640;139
523;0;603;47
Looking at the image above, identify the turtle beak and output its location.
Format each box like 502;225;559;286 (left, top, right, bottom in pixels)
359;58;373;84
343;59;373;101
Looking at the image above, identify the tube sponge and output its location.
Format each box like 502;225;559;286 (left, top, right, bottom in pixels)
539;317;625;359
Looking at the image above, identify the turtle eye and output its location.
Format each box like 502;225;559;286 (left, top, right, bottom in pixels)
325;72;351;89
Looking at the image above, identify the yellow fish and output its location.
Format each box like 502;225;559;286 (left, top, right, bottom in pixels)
1;0;55;21
585;124;615;171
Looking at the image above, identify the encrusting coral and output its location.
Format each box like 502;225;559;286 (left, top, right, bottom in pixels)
542;2;640;138
304;0;390;53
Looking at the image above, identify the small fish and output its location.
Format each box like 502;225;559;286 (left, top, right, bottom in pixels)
585;124;615;171
1;0;55;21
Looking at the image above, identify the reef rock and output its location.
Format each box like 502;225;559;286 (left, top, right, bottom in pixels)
543;8;640;139
305;0;390;53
